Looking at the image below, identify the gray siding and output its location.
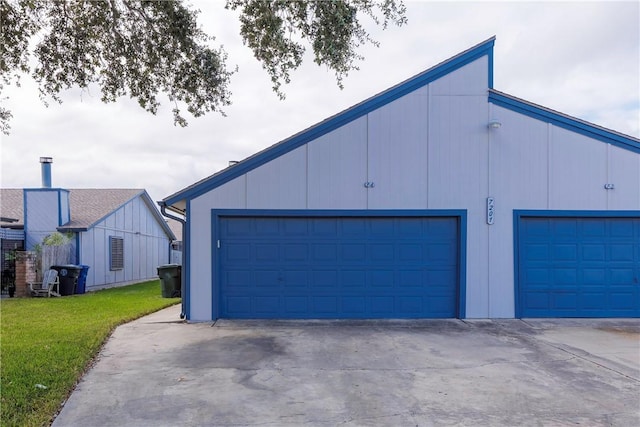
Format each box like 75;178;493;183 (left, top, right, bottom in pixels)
79;195;170;289
187;55;640;321
24;189;66;249
308;118;368;209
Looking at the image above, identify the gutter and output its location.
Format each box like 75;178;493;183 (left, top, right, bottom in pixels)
158;201;187;320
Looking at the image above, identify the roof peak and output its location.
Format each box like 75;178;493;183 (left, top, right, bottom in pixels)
163;37;497;210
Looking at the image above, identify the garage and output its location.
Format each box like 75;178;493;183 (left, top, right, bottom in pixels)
516;214;640;318
216;213;464;319
161;38;640;321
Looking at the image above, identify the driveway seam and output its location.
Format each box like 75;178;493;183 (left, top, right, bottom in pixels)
535;340;640;382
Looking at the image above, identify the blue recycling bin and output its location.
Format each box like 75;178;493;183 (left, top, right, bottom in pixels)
76;265;90;294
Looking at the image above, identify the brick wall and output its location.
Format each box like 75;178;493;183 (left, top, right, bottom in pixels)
15;251;37;298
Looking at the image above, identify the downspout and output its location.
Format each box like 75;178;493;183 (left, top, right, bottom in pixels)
159;202;187;320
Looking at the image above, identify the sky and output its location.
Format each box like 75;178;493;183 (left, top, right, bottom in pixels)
1;1;639;207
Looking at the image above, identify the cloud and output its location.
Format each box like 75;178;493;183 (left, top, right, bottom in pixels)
1;0;638;206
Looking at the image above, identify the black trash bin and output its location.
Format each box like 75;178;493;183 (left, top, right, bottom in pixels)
157;264;181;298
76;265;90;294
51;265;83;296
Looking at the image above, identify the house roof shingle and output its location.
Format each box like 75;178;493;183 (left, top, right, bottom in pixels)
0;188;175;239
62;189;144;230
0;189;23;227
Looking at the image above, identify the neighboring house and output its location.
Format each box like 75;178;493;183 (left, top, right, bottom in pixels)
161;37;640;322
1;171;175;291
166;218;183;265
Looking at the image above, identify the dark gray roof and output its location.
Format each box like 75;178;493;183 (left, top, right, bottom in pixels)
62;188;145;230
0;189;23;227
0;188;175;239
165;218;183;242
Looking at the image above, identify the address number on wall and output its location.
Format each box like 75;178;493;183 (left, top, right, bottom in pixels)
487;197;495;225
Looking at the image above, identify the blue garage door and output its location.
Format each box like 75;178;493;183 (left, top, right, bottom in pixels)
518;217;640;317
219;216;460;319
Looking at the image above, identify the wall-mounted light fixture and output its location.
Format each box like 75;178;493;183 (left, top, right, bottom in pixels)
488;119;502;129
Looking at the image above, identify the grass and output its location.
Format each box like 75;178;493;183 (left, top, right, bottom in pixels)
0;280;180;427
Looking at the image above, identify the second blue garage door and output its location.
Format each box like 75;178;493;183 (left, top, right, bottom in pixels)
517;215;640;318
218;215;460;319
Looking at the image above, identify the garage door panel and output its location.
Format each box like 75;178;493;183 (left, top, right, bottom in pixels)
225;243;250;261
312;270;337;287
397;218;423;235
341;270;366;287
311;218;338;235
283;218;308;234
225;218;252;235
524;244;549;260
256;244;278;261
553;244;577;260
582;245;605;260
314;297;338;313
611;244;633;260
553;293;578;310
610;220;634;236
426;217;457;235
611;292;635;309
342;244;367;261
369;297;394;313
369;219;394;235
582;293;605;309
226;297;251;314
398;244;422;261
583;268;605;284
255;297;279;313
554;269;577;284
518;216;640;318
398;296;422;313
554;220;578;238
225;270;250;287
428;269;457;287
342;296;366;313
284;297;307;313
371;244;394;260
284;270;308;287
370;270;394;287
283;244;308;261
582;220;605;237
256;220;279;235
219;216;459;318
313;244;338;261
611;269;634;283
399;270;422;287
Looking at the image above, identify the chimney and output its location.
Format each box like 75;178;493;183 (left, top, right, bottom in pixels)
40;157;53;188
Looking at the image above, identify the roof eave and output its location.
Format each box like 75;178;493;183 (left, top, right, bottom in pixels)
57;226;88;233
488;89;640;153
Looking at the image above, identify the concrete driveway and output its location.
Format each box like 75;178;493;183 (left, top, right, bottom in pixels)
53;305;639;426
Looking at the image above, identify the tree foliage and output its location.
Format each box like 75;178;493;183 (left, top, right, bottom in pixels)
0;0;406;134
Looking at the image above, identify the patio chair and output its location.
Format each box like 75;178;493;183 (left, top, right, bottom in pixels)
29;269;61;297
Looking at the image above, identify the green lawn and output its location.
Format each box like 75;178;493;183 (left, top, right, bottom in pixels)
1;280;180;427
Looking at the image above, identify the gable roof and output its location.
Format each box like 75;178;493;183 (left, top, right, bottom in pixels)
0;188;175;239
162;36;640;213
162;37;497;213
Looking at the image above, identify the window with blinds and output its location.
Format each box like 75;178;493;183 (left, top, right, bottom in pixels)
109;236;124;270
